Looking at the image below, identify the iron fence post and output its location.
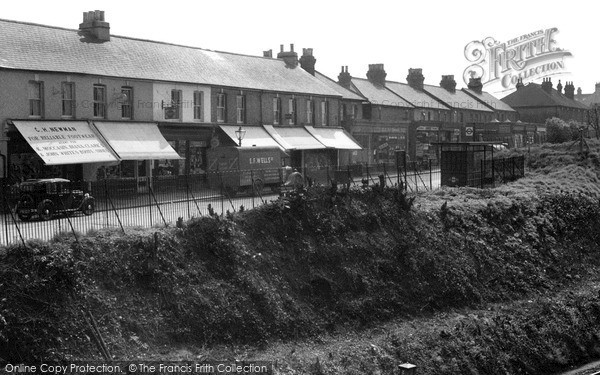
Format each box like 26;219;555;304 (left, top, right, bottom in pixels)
148;177;152;227
186;174;190;219
480;159;484;189
429;159;432;190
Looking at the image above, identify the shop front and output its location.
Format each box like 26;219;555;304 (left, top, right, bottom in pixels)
7;120;181;195
7;120;119;184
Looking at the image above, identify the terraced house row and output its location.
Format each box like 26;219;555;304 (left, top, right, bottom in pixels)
0;11;590;183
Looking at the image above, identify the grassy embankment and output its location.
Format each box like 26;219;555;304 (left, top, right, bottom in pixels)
1;140;600;374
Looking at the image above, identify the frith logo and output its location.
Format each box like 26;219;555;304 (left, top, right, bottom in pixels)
463;28;572;92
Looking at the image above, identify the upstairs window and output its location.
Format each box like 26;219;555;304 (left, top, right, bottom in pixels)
362;103;372;120
29;81;44;118
236;95;246;124
93;85;106;118
273;97;282;125
321;101;329;126
288;98;296;125
306;99;314;124
217;93;227;123
61;82;75;118
121;87;133;119
164;89;182;120
193;91;203;120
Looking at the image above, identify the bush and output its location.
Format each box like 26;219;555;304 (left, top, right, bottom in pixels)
546;117;580;143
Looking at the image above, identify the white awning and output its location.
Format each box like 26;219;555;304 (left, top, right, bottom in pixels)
263;125;326;150
93;122;181;160
304;126;362;150
12;121;118;165
218;125;284;150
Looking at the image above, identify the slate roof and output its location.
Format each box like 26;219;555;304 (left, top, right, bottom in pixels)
580;91;600;106
462;89;516;112
501;83;589;110
350;78;413;108
0;18;342;97
422;84;494;112
385;81;450;110
314;71;366;101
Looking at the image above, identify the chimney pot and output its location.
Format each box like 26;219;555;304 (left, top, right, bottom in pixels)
290;44;294;52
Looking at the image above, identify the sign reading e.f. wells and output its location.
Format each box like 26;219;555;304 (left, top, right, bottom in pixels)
463;28;572;93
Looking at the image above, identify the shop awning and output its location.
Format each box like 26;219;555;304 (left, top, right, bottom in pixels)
218;125;283;149
263;125;327;150
92;122;181;160
11;121;118;165
304;126;363;150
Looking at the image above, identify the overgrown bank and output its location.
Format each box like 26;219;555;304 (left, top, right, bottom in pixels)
1;141;600;374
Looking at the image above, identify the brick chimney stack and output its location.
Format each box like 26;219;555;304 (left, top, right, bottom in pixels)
299;48;316;76
516;78;524;90
595;82;600;93
79;10;110;42
541;77;553;94
338;66;352;88
407;68;425;91
564;81;575;100
468;77;483;94
263;49;273;58
366;64;387;87
440;75;457;93
277;44;298;67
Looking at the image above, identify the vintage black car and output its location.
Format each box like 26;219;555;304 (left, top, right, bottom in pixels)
15;178;95;221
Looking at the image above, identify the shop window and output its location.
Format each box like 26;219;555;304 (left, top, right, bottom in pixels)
29;81;44;118
189;141;206;175
61;82;75;118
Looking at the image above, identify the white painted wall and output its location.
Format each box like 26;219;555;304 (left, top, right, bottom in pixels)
152;83;211;123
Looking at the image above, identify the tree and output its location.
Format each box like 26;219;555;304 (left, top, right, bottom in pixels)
586;105;600;139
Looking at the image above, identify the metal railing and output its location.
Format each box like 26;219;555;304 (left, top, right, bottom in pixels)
1;162;443;246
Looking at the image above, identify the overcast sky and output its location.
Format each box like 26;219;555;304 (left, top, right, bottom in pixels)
3;0;596;97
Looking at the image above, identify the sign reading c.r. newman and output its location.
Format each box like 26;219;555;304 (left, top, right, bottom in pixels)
13;121;118;165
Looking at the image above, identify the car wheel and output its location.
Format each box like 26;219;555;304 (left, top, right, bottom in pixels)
82;199;95;216
224;186;238;197
17;212;32;221
37;200;55;221
16;194;34;221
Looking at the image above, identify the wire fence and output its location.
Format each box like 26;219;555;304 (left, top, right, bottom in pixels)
0;162;442;246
